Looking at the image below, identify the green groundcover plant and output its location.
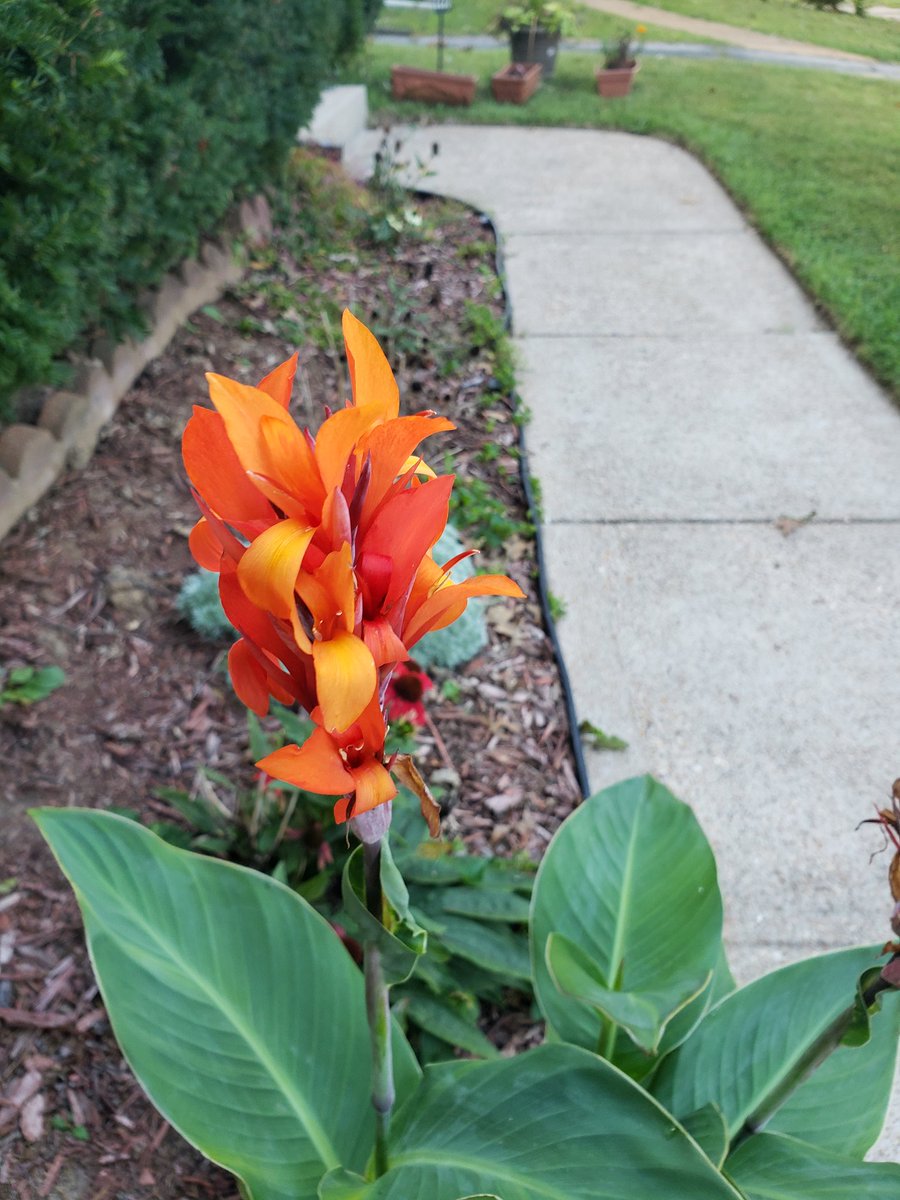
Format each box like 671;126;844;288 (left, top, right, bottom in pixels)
35;314;900;1198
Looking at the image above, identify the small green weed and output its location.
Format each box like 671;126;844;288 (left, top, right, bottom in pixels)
548;592;567;622
0;665;65;706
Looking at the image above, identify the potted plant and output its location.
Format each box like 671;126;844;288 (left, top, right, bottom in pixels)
596;25;644;98
491;60;542;104
391;1;477;106
491;1;578;80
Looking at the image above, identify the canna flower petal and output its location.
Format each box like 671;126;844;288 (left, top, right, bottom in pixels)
237;519;315;618
207;373;325;517
188;517;222;570
355;413;455;526
183;406;273;524
359;474;454;610
362;616;407;668
228;639;272;717
257;352;298;409
404;573;526;648
342;309;399;419
258;727;352;794
313;631;377;732
314;403;384;495
346;759;397;818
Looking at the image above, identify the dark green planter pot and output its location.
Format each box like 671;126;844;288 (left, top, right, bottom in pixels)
509;28;561;79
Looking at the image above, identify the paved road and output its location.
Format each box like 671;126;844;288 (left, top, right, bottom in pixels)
374;31;900;79
344;121;900;1158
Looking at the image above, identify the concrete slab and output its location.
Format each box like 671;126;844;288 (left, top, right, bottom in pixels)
298;84;368;149
519;333;900;521
346;126;746;233
543;521;899;964
504;230;824;337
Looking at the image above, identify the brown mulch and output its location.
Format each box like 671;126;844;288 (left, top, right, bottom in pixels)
0;174;581;1198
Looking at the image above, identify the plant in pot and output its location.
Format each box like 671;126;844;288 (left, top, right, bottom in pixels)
391;0;477;106
596;24;644;98
491;0;578;80
491;60;542;104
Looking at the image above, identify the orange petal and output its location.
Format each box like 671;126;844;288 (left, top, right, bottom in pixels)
356;414;455;525
257;353;298;409
360;475;454;609
404;574;525;647
237;520;314;618
228;639;270;717
183;406;273;523
348;759;398;817
342;309;399;420
362;616;407;668
259;728;352;794
313;631;377;732
296;543;356;640
314;403;384;495
188;518;222;570
207;374;324;517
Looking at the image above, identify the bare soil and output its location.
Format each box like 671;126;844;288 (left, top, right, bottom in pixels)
0;176;580;1199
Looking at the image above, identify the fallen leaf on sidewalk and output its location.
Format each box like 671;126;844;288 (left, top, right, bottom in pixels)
774;509;816;537
579;720;629;752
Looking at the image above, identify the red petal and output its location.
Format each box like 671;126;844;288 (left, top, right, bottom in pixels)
360;475;453;609
188;518;222;570
228;639;270;716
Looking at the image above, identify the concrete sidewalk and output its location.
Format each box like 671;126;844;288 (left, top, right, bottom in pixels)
344;123;900;1157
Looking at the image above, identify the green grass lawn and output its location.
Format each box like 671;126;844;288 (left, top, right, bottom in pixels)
373;0;900;61
350;42;900;396
374;0;698;43
593;0;900;61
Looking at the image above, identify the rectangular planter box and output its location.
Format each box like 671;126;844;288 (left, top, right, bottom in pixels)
391;65;476;106
596;63;639;98
491;62;542;104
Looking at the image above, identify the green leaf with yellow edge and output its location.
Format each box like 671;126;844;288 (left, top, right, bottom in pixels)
33;808;420;1200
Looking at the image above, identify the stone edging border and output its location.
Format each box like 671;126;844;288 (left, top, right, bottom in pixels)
0;195;272;543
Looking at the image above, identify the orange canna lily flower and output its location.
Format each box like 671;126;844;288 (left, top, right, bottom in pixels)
182;308;525;827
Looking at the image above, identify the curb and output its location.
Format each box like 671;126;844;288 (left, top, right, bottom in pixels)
0;194;272;543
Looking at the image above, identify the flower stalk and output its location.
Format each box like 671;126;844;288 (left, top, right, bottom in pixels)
363;838;394;1178
733;954;900;1147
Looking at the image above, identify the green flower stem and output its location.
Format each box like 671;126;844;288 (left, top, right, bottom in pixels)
363;838;394;1178
734;956;900;1147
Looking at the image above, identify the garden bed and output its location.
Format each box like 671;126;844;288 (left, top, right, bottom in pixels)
0;160;580;1198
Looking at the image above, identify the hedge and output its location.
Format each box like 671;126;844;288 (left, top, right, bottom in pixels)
0;0;377;422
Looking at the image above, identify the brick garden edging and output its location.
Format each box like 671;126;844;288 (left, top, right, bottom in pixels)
0;195;272;542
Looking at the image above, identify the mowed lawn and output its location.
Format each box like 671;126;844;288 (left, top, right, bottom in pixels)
353;42;900;396
614;0;900;61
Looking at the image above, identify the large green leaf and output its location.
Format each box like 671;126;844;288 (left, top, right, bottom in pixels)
399;988;501;1060
530;775;723;1064
652;945;897;1154
320;1044;744;1200
546;931;711;1054
34;809;420;1200
766;987;900;1156
725;1132;900;1198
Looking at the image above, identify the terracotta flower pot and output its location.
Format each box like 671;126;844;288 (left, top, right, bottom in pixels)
390;65;476;106
491;62;542;104
596;62;639;98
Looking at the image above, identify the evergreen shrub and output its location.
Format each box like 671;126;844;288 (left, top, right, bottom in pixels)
0;0;376;422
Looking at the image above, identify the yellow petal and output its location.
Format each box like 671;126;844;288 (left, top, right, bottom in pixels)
313;631;377;733
237;520;314;617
